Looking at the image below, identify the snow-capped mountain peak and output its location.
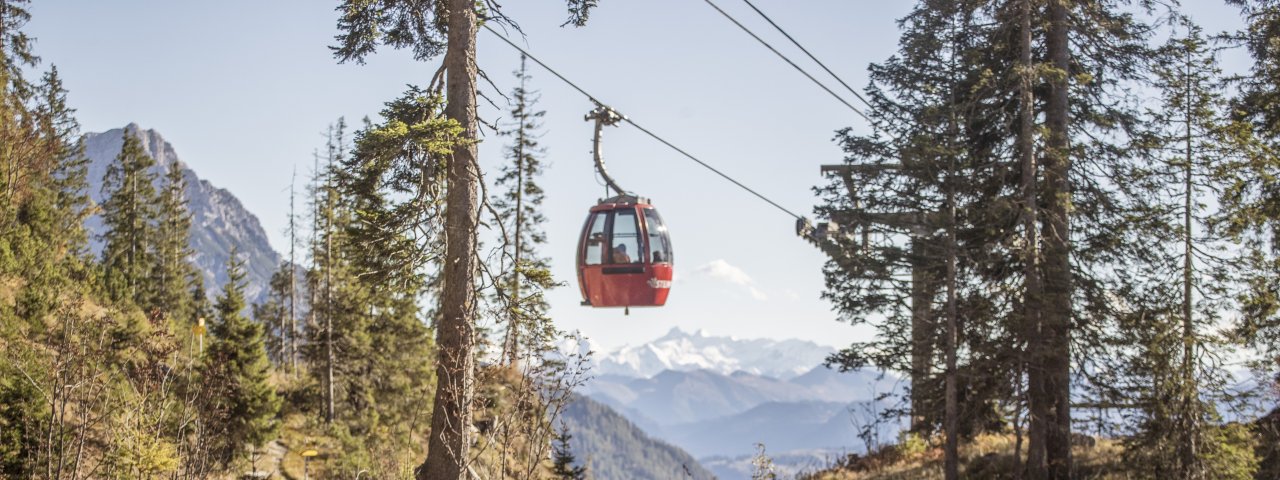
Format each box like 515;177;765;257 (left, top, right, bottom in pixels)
591;327;834;379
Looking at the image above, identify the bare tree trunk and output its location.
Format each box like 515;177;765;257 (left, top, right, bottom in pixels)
944;176;959;480
909;239;935;434
1179;47;1197;477
421;0;480;478
504;60;527;368
1017;0;1046;478
325;170;336;425
290;172;298;375
1039;1;1073;478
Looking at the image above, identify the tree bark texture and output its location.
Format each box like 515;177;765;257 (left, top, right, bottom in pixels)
1037;1;1074;478
1018;0;1046;477
421;0;480;478
910;238;937;434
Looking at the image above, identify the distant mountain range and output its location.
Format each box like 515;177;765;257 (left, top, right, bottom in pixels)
566;327;837;379
574;328;904;480
83;124;281;301
583;365;898;426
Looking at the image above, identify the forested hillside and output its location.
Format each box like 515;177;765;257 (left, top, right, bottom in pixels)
558;395;716;480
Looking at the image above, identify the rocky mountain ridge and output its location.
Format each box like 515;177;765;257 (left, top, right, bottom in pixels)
83;124;280;301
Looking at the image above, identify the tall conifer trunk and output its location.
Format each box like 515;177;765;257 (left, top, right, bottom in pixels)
943;11;962;475
504;59;529;367
1039;0;1073;477
290;172;298;375
1179;44;1197;475
325;173;335;424
422;0;480;477
1017;0;1045;477
944;164;959;480
909;238;935;433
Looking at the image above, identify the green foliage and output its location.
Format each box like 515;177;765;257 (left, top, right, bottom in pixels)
1097;19;1258;480
492;57;558;365
36;67;92;276
331;0;601;63
1201;423;1259;480
100;129;159;307
551;426;588;479
0;352;44;477
148;161;198;327
1220;0;1280;376
286;117;438;472
1227;0;1280;141
816;0;1014;438
0;60;93;333
563;0;599;27
203;249;281;462
342;88;463;262
103;411;181;479
254;263;292;366
897;432;928;459
0;0;37;95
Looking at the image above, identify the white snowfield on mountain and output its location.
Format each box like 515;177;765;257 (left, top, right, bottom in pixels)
560;327;834;379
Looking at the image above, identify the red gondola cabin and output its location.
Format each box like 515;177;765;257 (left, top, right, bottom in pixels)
577;195;673;308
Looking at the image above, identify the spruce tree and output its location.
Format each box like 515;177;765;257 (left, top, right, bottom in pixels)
203;248;280;465
39;67;91;264
286;170;300;372
494;55;553;366
149;161;197;325
550;426;587;480
100;129;159;307
814;6;1009;477
1223;0;1280;370
1114;20;1258;479
286;117;439;472
9;66;92;324
254;264;291;366
0;0;35;97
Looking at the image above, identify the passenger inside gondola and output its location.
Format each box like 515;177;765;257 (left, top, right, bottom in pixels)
613;244;632;263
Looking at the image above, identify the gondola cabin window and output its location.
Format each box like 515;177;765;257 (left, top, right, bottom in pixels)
585;211;608;265
644;208;672;264
611;209;642;264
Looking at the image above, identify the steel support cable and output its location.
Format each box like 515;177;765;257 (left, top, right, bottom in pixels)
699;0;873;124
483;24;803;220
737;0;874;112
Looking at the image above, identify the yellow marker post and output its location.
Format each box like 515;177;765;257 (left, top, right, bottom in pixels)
194;317;206;354
301;450;319;480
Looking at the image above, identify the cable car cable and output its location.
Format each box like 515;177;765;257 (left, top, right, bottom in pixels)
483;24;805;221
619;119;801;219
698;0;873;124
736;0;874;112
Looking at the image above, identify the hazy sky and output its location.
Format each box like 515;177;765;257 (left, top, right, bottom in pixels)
24;1;1247;350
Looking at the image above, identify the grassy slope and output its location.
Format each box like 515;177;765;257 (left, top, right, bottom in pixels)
802;434;1124;480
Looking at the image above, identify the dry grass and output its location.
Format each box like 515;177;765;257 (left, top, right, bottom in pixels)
803;434;1126;480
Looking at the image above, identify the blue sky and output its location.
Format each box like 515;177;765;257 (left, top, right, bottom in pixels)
24;1;1246;350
